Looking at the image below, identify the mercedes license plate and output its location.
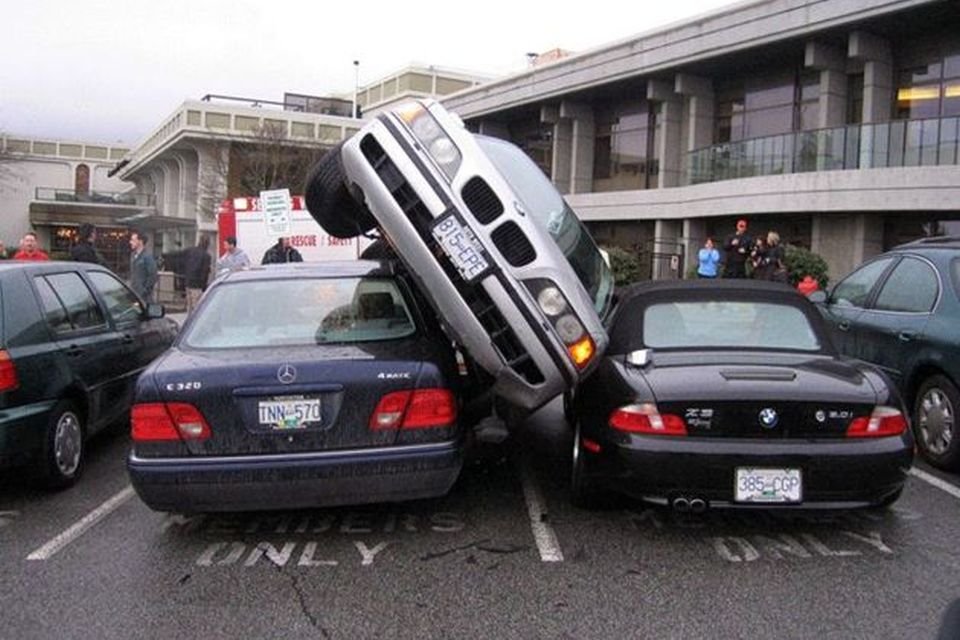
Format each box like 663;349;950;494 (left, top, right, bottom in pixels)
735;468;802;503
258;396;321;430
431;214;489;282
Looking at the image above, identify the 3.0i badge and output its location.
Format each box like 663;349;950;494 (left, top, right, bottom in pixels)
758;407;779;429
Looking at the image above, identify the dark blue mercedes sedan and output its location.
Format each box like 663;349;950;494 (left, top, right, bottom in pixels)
128;261;464;512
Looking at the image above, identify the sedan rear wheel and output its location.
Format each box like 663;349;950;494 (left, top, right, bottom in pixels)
914;375;960;470
42;401;84;488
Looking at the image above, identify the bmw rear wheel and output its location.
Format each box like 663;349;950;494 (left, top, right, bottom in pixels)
304;142;377;238
914;375;960;470
42;401;84;488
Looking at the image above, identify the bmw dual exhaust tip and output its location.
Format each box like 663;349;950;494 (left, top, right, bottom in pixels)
672;497;708;513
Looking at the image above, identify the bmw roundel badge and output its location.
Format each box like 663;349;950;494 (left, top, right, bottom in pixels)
758;407;779;429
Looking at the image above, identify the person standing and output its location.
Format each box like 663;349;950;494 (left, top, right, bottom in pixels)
261;237;303;264
69;223;105;265
722;219;752;279
216;236;251;273
13;232;50;261
749;236;768;279
128;230;158;302
696;237;721;279
183;236;212;313
764;231;787;282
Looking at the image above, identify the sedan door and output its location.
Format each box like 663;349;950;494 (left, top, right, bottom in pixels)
852;256;937;389
819;256;897;356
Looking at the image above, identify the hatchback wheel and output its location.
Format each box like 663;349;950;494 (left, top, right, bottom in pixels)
914;375;960;470
42;401;84;488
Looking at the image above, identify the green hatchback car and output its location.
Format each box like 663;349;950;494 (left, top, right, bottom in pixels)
0;261;177;487
812;237;960;471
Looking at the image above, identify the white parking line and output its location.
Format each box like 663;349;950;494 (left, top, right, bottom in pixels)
519;461;564;563
26;486;135;561
910;468;960;500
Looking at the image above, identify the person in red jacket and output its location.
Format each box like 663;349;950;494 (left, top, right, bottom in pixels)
13;232;50;261
797;274;819;296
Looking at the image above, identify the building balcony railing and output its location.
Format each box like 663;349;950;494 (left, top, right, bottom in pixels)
685;116;960;185
34;187;155;207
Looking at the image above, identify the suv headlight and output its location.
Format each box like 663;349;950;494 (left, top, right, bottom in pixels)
523;278;595;370
396;102;462;180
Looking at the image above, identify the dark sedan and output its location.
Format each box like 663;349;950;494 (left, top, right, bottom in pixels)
128;261;464;512
571;280;913;511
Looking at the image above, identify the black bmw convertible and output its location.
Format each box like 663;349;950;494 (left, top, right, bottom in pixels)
571;280;914;510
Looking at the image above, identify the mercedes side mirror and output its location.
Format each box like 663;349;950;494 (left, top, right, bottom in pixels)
808;290;827;304
146;303;165;319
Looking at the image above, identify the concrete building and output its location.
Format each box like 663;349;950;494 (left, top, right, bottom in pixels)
441;0;960;281
0;135;135;270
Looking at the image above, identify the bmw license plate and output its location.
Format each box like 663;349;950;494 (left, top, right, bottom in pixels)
258;396;321;430
735;468;802;503
431;214;489;282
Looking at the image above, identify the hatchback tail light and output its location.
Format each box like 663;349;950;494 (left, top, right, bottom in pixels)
132;402;211;442
845;406;907;438
0;350;19;392
369;389;457;430
609;403;687;436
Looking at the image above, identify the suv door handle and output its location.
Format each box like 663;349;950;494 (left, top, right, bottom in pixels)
64;345;84;357
837;321;850;332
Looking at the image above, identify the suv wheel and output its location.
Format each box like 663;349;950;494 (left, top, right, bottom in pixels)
914;375;959;470
304;142;377;238
42;401;84;488
570;421;604;508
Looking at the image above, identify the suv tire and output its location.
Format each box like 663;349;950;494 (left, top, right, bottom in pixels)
304;143;377;238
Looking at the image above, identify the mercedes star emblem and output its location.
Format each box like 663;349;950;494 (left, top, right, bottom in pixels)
277;364;297;385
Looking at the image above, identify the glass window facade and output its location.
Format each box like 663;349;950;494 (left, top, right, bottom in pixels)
895;37;960;119
593;100;658;192
715;69;817;143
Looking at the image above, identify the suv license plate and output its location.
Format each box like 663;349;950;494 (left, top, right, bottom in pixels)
431;214;489;282
735;468;802;503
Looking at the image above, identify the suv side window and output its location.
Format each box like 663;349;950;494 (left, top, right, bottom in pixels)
41;273;106;331
873;256;939;313
88;271;143;324
830;257;895;308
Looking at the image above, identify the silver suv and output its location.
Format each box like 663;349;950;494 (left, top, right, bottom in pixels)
305;100;613;412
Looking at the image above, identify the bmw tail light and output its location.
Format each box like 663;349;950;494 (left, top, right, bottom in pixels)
609;403;687;436
0;350;19;392
370;389;457;430
846;406;907;438
132;403;211;442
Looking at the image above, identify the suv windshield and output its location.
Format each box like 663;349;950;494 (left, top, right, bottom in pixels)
183;277;416;348
477;136;615;319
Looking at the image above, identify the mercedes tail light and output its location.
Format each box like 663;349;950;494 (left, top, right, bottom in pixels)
369;389;457;430
132;403;211;442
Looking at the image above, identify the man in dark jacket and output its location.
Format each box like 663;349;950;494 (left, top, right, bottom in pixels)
722;219;752;279
183;235;212;313
261;237;303;264
70;224;104;265
128;230;158;302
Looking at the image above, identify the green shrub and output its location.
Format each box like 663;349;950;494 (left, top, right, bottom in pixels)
784;245;829;288
602;245;644;286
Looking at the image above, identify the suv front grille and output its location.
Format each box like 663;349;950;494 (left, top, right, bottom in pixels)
360;134;544;385
491;221;536;267
462;177;503;224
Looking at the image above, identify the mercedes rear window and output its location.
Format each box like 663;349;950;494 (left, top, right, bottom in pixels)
642;301;821;351
183;277;417;349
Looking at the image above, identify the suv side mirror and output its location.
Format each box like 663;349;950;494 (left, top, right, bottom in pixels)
145;303;165;319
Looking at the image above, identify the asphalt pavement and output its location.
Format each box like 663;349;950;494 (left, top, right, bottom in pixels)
2;399;959;639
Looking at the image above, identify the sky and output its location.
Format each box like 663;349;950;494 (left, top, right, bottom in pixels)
1;0;739;147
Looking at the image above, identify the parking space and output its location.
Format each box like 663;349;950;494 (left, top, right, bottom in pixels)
2;401;959;638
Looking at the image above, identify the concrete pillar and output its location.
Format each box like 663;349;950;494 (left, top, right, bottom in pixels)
541;105;572;194
805;41;847;129
849;31;893;124
676;74;714;186
648;80;683;188
160;159;181;218
682;218;708;279
194;142;229;220
560;101;595;194
810;212;884;282
148;168;165;217
175;150;199;222
652;218;683;280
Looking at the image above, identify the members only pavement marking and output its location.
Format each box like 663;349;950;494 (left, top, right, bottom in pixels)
910;468;960;500
26;486;135;561
519;459;564;563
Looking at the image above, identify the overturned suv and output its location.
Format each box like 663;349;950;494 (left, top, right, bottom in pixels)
306;100;613;412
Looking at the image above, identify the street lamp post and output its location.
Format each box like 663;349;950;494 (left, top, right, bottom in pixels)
353;60;360;119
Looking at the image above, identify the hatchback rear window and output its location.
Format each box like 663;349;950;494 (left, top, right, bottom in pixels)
183;277;416;349
643;301;821;351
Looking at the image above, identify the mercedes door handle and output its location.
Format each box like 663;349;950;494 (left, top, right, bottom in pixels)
121;333;135;344
837;321;850;331
897;331;915;342
64;345;84;357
